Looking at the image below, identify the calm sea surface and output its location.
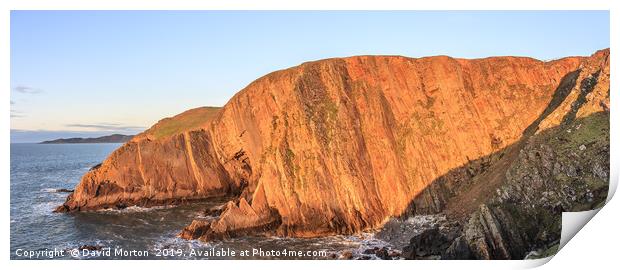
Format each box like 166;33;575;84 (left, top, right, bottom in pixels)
10;143;391;260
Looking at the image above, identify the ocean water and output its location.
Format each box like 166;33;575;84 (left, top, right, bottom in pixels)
10;143;392;260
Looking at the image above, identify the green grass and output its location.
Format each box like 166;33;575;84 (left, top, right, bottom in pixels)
143;106;221;139
532;111;610;209
535;111;608;151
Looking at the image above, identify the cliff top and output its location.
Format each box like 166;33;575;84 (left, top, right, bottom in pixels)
137;106;221;140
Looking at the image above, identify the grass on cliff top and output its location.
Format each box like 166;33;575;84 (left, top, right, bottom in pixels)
540;111;609;152
143;106;221;139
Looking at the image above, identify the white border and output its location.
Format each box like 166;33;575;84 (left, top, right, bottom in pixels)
0;0;614;10
2;1;617;270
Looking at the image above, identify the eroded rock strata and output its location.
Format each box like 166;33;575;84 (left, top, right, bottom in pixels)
391;49;610;259
57;49;609;252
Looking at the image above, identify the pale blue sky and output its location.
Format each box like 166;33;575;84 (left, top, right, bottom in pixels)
10;11;609;142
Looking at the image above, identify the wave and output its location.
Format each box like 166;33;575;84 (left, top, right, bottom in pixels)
41;188;74;193
33;201;62;216
96;205;177;214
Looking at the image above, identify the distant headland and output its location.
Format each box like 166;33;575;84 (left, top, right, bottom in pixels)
39;134;133;144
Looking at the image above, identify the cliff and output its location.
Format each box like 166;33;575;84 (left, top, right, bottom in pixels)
54;106;230;211
387;49;609;259
56;49;609;244
451;48;610;259
396;110;609;259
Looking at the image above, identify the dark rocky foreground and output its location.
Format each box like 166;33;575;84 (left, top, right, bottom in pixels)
374;50;611;260
373;112;609;260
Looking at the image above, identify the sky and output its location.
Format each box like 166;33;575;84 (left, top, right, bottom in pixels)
10;11;609;142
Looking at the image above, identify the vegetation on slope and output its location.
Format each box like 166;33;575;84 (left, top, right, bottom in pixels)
141;106;221;139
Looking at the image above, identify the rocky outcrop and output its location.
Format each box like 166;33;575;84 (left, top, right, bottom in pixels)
57;49;609;244
396;49;610;259
458;112;609;259
55;107;235;212
178;183;282;241
390;110;609;260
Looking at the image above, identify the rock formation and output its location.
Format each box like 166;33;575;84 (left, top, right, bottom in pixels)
56;49;610;249
397;49;610;259
54;106;233;211
396;110;609;260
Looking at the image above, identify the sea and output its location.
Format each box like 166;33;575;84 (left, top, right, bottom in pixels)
10;143;393;260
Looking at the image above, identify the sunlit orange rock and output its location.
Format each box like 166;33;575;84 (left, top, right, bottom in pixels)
57;49;609;240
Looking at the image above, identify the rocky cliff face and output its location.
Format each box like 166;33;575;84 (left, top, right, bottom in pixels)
56;49;609;245
54;106;235;211
394;111;609;260
394;49;610;259
453;49;610;260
